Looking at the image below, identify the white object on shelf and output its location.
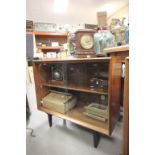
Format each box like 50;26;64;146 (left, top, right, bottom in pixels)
46;52;57;58
51;42;59;46
63;43;68;50
122;64;125;78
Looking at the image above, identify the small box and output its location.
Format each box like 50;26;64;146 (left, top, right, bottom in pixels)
46;52;57;58
42;91;77;113
51;42;59;46
85;24;98;30
97;11;107;26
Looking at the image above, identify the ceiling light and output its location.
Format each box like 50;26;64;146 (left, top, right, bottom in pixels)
53;0;69;14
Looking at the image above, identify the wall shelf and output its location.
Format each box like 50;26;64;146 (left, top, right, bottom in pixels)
34;32;68;37
34;32;68;57
37;46;64;51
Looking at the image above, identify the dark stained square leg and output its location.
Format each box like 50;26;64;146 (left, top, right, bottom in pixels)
93;131;101;148
47;114;52;127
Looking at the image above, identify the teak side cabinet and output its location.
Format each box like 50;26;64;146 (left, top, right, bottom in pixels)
33;57;122;146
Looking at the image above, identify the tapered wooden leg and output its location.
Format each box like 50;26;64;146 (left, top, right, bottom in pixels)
47;114;52;127
93;131;101;148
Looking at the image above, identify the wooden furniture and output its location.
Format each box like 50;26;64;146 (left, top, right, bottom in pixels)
33;57;122;147
103;45;129;63
102;45;129;107
123;57;129;155
34;32;68;54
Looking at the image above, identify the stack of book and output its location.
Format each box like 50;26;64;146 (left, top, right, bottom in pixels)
26;20;33;32
83;103;108;122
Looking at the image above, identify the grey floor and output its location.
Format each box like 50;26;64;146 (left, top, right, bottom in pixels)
26;84;123;155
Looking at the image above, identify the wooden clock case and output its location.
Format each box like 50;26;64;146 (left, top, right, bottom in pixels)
74;29;96;58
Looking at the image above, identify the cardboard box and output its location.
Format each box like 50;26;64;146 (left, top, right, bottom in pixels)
97;11;107;26
42;91;77;113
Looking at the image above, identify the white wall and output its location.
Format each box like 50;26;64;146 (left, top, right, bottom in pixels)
26;0;128;27
107;4;129;25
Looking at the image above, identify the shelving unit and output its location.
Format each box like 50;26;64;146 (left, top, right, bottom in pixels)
33;32;68;56
33;56;122;147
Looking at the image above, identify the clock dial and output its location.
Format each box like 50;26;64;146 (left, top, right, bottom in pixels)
80;34;94;49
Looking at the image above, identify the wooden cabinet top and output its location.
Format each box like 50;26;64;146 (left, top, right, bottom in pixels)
33;56;111;63
102;45;129;54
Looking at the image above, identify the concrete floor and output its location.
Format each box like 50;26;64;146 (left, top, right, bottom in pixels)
26;84;123;155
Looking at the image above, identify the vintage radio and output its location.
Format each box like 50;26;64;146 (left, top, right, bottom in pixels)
90;78;108;90
51;64;64;81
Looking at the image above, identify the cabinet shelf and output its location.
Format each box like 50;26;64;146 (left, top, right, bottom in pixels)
42;83;108;95
34;32;68;37
37;46;64;51
39;102;109;135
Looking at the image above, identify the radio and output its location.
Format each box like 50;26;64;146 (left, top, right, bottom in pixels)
90;78;108;90
51;64;64;81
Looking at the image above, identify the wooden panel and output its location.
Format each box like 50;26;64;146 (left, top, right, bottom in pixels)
42;83;108;95
33;63;41;108
39;102;109;135
123;57;129;155
103;45;129;64
33;57;111;64
33;63;49;108
103;45;129;53
108;56;122;135
105;46;129;107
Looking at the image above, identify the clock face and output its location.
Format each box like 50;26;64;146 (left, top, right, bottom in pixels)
80;34;94;49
